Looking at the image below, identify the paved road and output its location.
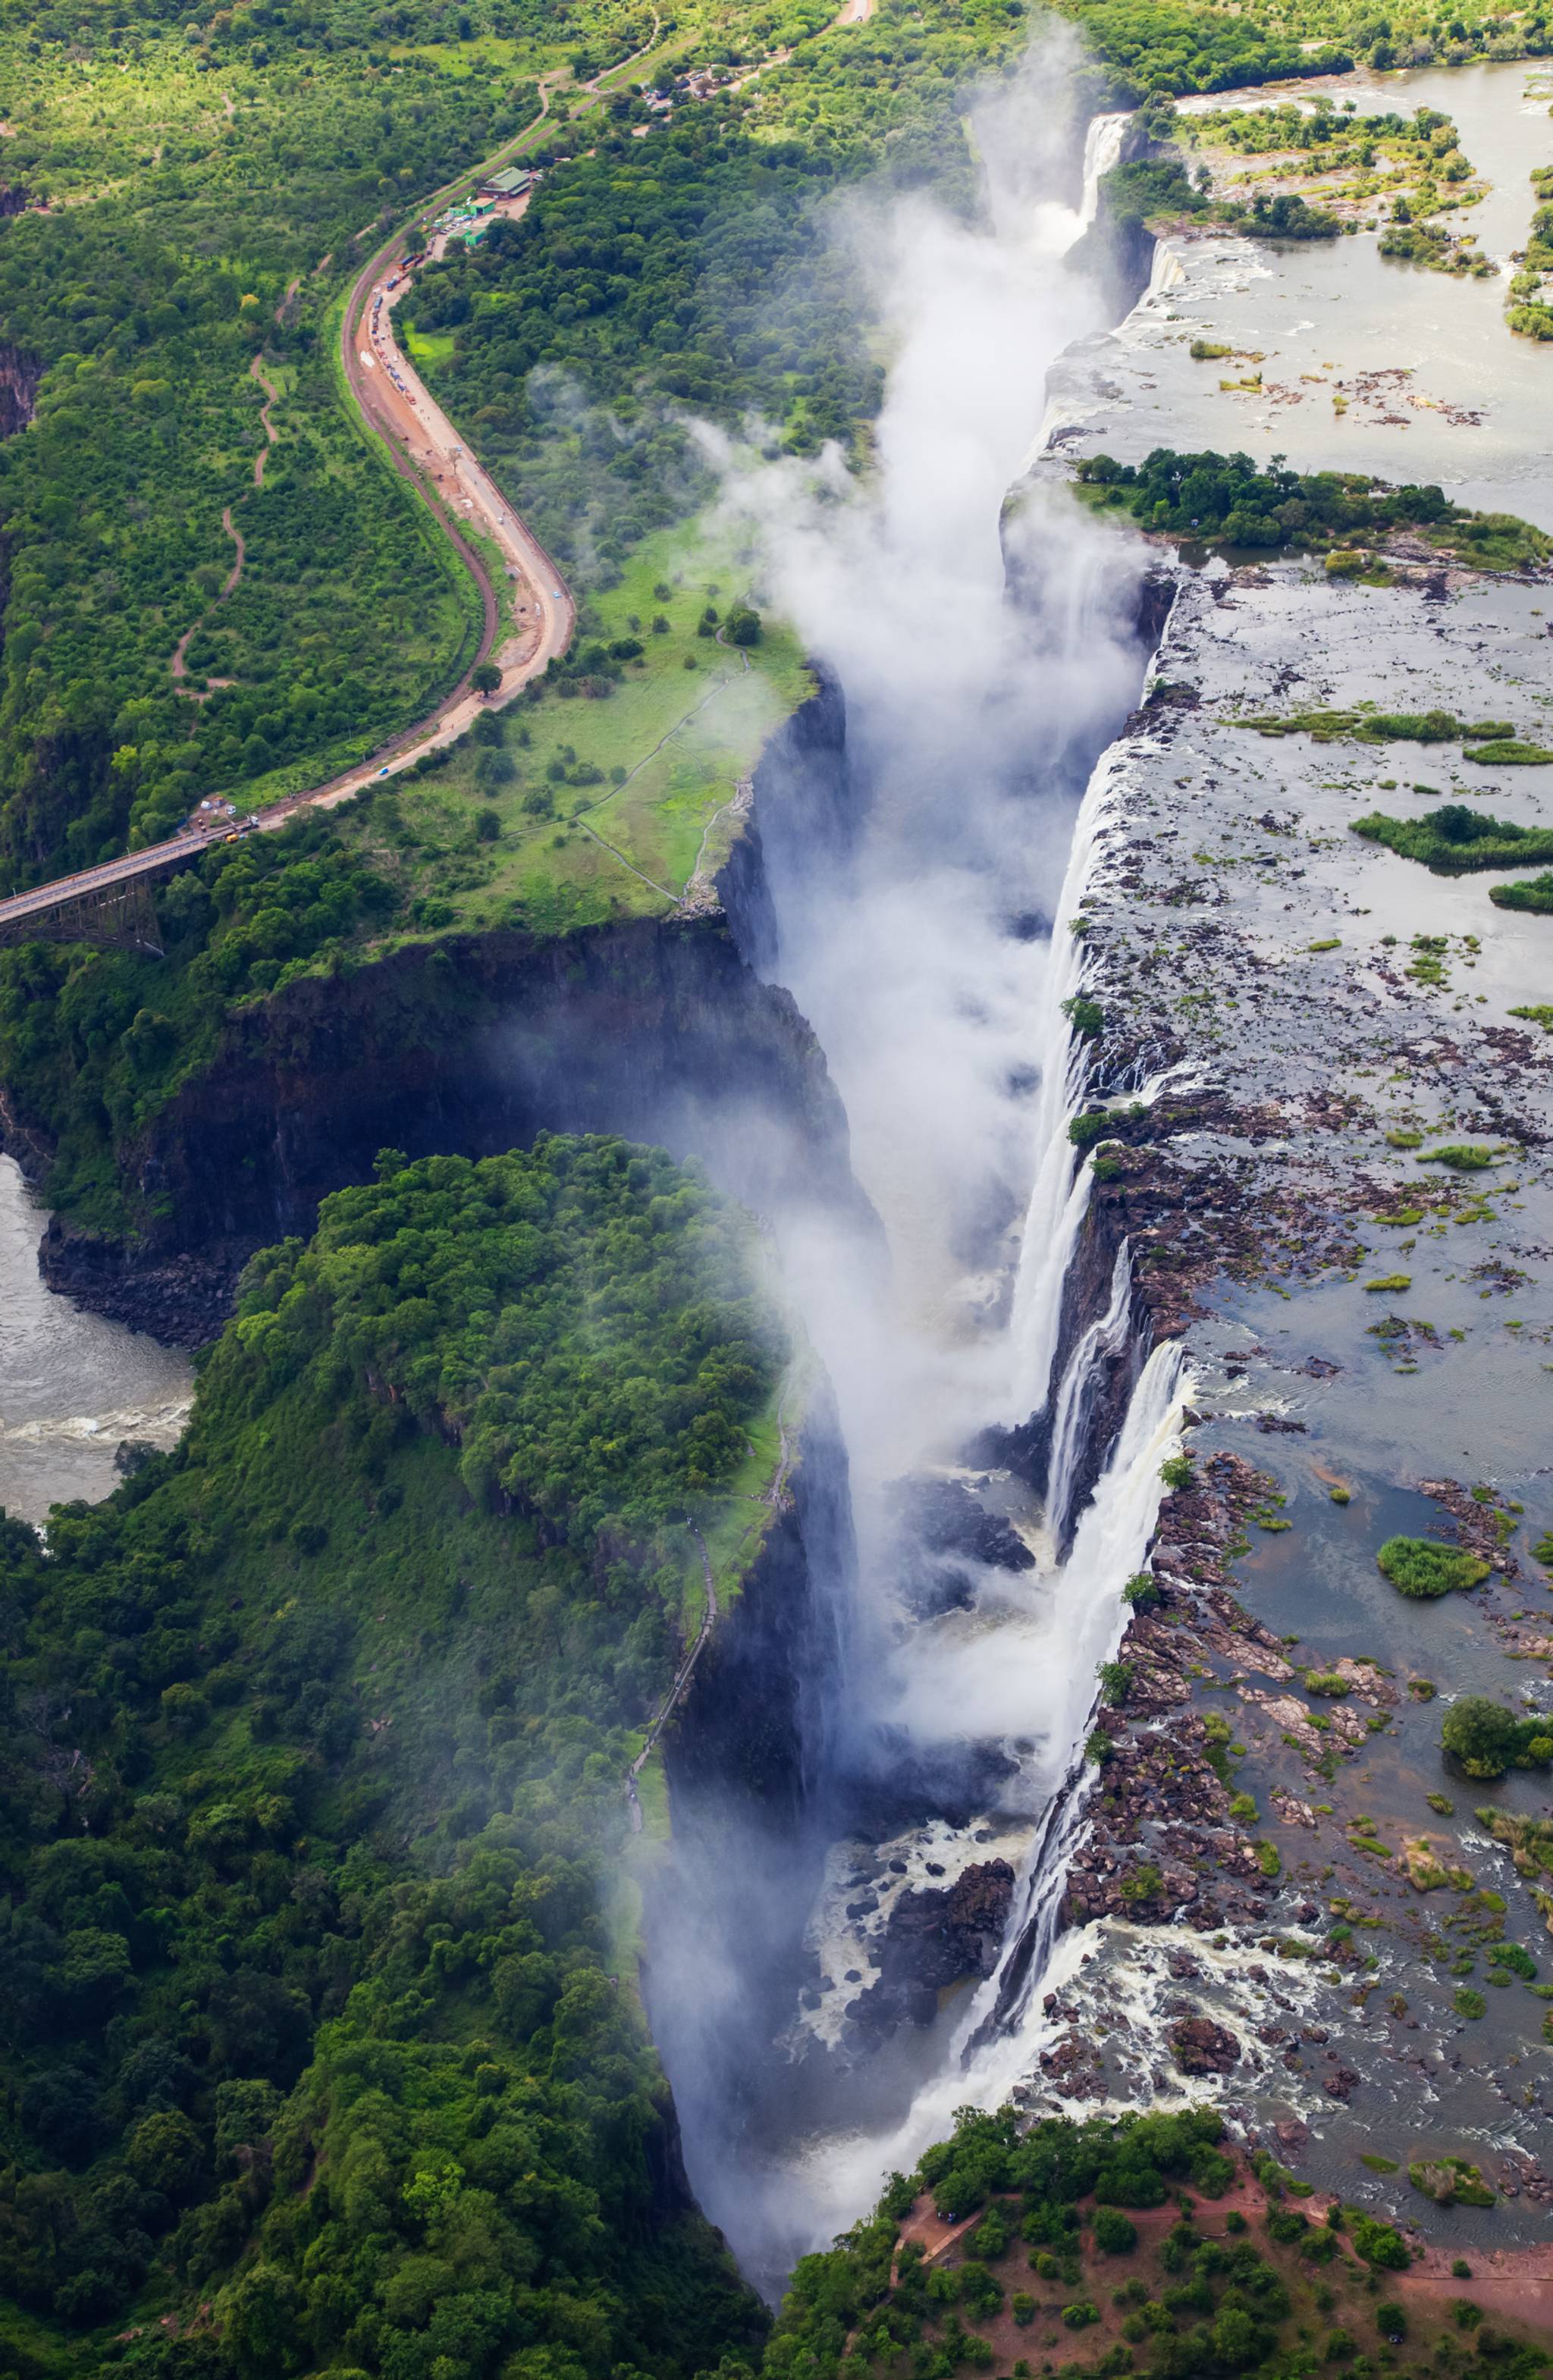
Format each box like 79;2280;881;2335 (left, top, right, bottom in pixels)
0;140;576;936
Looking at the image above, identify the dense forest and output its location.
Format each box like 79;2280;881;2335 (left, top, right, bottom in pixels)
762;2103;1551;2380
0;1140;783;2378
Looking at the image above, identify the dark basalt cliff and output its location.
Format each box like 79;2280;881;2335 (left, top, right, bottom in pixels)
42;908;855;1342
0;340;39;437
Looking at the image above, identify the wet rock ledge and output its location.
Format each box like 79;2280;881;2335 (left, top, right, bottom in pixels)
1013;544;1553;2241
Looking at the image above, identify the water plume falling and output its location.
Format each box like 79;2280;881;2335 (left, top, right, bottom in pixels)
643;39;1175;2295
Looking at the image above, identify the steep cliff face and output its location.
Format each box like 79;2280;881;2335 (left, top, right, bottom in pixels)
0;342;40;437
42;911;856;1341
664;1390;853;1821
717;666;852;974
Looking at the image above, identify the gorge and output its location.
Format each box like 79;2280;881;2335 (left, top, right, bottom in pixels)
3;25;1553;2375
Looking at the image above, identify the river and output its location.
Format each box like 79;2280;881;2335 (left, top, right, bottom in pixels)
0;1158;190;1525
1049;58;1553;526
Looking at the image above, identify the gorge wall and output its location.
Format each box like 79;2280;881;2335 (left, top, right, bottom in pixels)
39;898;854;1341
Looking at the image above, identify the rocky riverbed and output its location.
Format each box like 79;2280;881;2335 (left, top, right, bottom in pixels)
990;474;1553;2237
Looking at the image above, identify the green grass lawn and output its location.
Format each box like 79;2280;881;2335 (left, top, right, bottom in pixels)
402;325;457;368
337;513;814;934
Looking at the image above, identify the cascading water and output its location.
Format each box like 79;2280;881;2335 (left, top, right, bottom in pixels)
1078;111;1132;233
645;45;1182;2294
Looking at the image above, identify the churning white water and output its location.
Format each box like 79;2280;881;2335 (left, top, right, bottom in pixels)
769;1339;1186;2250
653;54;1186;2287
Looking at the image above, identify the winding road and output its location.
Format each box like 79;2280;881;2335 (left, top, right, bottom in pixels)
0;0;877;939
0;124;576;934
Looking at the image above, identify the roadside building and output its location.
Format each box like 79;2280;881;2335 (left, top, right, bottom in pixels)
479;165;532;200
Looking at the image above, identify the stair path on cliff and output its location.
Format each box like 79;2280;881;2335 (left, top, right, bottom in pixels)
622;1379;797;1830
625;1522;720;1833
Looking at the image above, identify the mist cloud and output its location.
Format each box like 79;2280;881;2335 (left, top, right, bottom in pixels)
644;37;1168;2294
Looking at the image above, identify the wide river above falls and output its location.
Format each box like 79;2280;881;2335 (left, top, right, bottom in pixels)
1049;58;1553;527
0;1157;190;1525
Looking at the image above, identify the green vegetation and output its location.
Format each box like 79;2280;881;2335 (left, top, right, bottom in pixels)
1492;873;1553;914
1376;1536;1492;1598
1236;707;1514;745
0;1138;786;2375
1352;804;1553;873
1464;738;1553;765
757;2108;1553;2380
1442;1697;1553;1779
400;114;882;587
1417;1144;1498;1171
1410;2159;1495;2206
1510;1006;1553;1030
0;525;813;1238
0;0;555;885
0;815;406;1231
1183;99;1488;275
1073;451;1550;564
1508;171;1553;339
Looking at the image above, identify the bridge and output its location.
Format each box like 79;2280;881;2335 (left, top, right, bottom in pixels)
0;829;242;953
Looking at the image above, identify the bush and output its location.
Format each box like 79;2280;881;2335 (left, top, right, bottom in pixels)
1092;2209;1138;2254
1491;872;1553;913
1160;1454;1194;1491
1418;1143;1498;1170
1376;1537;1491;1598
1348;2212;1410;2271
1441;1696;1529;1778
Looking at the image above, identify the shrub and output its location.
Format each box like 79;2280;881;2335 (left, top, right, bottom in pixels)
1492;870;1553;912
1061;993;1105;1039
1160;1454;1194;1491
1442;1696;1526;1777
1417;1143;1498;1170
1118;1862;1163;1906
1348;2212;1410;2271
1092;2209;1137;2255
1062;2300;1100;2328
1376;1538;1491;1598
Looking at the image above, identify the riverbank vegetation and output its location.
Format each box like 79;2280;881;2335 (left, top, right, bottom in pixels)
1075;450;1553;568
1179;96;1494;273
763;2106;1553;2380
1508;168;1553;337
1352;803;1553;873
0;1142;783;2379
1491;872;1553;914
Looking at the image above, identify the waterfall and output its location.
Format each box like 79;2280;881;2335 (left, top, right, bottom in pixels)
1043;1234;1131;1544
1005;731;1132;1419
772;1341;1187;2244
1078;111;1131;232
645;81;1187;2291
